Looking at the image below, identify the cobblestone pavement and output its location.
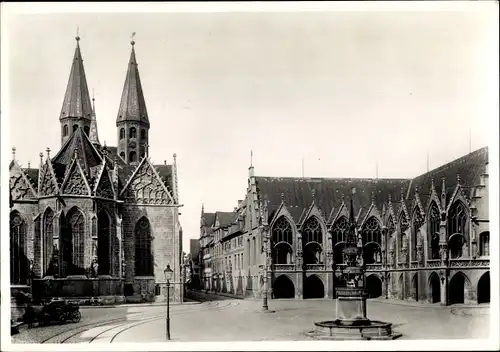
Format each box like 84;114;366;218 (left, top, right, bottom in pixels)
11;295;489;344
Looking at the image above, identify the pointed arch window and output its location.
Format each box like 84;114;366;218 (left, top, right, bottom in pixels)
399;211;409;261
10;211;27;285
120;128;125;140
135;217;153;276
98;210;110;275
43;208;54;276
303;217;323;265
332;216;349;265
129;127;137;139
129;151;137;162
447;202;467;259
411;209;423;261
429;203;441;259
361;217;382;264
66;209;85;276
271;216;293;265
63;124;69;137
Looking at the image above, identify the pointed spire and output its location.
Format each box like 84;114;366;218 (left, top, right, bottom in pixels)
39;152;44;166
116;36;150;126
89;90;100;145
12;147;16;161
46;147;51;159
60;35;92;121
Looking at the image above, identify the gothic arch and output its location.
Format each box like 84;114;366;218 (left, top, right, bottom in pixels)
477;271;490;304
273;242;293;264
411;208;423;262
398;210;409;261
129;127;137;139
428;202;441;260
361;217;382;264
366;274;382;298
65;207;86;276
97;209;111;275
135;217;153;276
271;216;294;264
303;274;325;299
272;274;295;299
411;273;419;301
42;207;55;276
10;210;28;285
63;124;69;136
332;216;349;265
447;201;468;259
428;272;441;303
302;216;323;265
448;271;471;305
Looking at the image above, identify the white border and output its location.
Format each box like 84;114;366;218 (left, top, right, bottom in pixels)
1;1;499;351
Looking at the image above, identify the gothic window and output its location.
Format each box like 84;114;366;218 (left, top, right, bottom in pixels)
120;128;125;140
10;211;27;285
411;209;423;261
272;216;293;245
361;217;382;264
332;217;349;265
479;232;489;257
98;210;110;275
43;208;54;276
303;217;323;265
129;151;137;162
135;217;153;276
447;202;467;259
399;211;409;259
73;124;78;132
67;208;85;276
141;129;146;139
84;126;90;136
429;203;441;260
129;127;137;139
63;124;69;136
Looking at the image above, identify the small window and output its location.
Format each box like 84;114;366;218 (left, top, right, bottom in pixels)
120;128;125;140
129;151;137;162
73;124;78;132
141;129;146;139
63;124;69;136
129;127;137;139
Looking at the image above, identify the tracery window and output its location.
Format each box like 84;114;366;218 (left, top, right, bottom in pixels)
332;216;349;265
135;217;153;276
272;216;293;244
129;127;137;139
10;211;27;285
68;209;85;275
429;203;441;259
43;208;54;275
447;202;467;259
303;217;323;265
98;211;110;275
362;217;382;264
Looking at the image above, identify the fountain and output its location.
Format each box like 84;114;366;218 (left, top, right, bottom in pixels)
306;190;402;340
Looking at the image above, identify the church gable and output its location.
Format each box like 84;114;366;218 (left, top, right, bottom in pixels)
120;158;174;205
9;162;37;200
39;161;59;196
60;158;91;196
94;164;115;199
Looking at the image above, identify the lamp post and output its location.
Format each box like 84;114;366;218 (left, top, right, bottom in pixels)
164;264;173;341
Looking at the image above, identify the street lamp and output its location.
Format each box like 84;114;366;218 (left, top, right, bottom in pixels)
164;264;174;341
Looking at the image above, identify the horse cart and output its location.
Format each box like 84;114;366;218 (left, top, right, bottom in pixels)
35;298;82;326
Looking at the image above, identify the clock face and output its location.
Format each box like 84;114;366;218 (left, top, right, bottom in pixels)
129;141;137;149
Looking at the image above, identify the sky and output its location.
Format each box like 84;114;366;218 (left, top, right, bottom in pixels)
2;2;498;254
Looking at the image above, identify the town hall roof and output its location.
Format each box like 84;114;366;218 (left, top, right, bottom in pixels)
59;36;93;121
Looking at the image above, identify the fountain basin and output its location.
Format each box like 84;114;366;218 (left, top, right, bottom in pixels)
306;319;402;340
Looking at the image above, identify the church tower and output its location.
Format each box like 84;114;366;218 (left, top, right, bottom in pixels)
59;35;93;146
116;39;150;165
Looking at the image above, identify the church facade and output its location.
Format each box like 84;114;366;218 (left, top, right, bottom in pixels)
198;147;490;305
9;36;184;303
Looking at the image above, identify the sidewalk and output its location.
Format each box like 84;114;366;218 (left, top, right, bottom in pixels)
370;298;490;309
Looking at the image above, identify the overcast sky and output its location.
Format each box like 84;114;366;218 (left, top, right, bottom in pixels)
3;3;498;253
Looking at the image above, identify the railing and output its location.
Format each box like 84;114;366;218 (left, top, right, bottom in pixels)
410;261;419;269
273;264;295;272
365;263;382;270
305;264;325;271
450;259;489;268
397;263;409;269
426;260;441;268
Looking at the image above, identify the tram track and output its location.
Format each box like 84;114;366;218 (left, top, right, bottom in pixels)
41;299;239;344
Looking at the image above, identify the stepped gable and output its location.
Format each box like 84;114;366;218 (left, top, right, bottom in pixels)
408;147;488;207
255;176;410;225
52;126;103;183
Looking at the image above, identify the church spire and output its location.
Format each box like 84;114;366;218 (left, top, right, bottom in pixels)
60;34;93;122
116;37;150;127
89;91;100;145
60;34;93;146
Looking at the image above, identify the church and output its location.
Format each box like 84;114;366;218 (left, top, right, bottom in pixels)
198;147;490;306
9;35;184;304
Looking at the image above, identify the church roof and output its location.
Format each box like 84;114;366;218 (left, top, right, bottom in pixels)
52;126;103;181
255;176;410;224
407;147;488;207
59;36;93;121
116;41;150;126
